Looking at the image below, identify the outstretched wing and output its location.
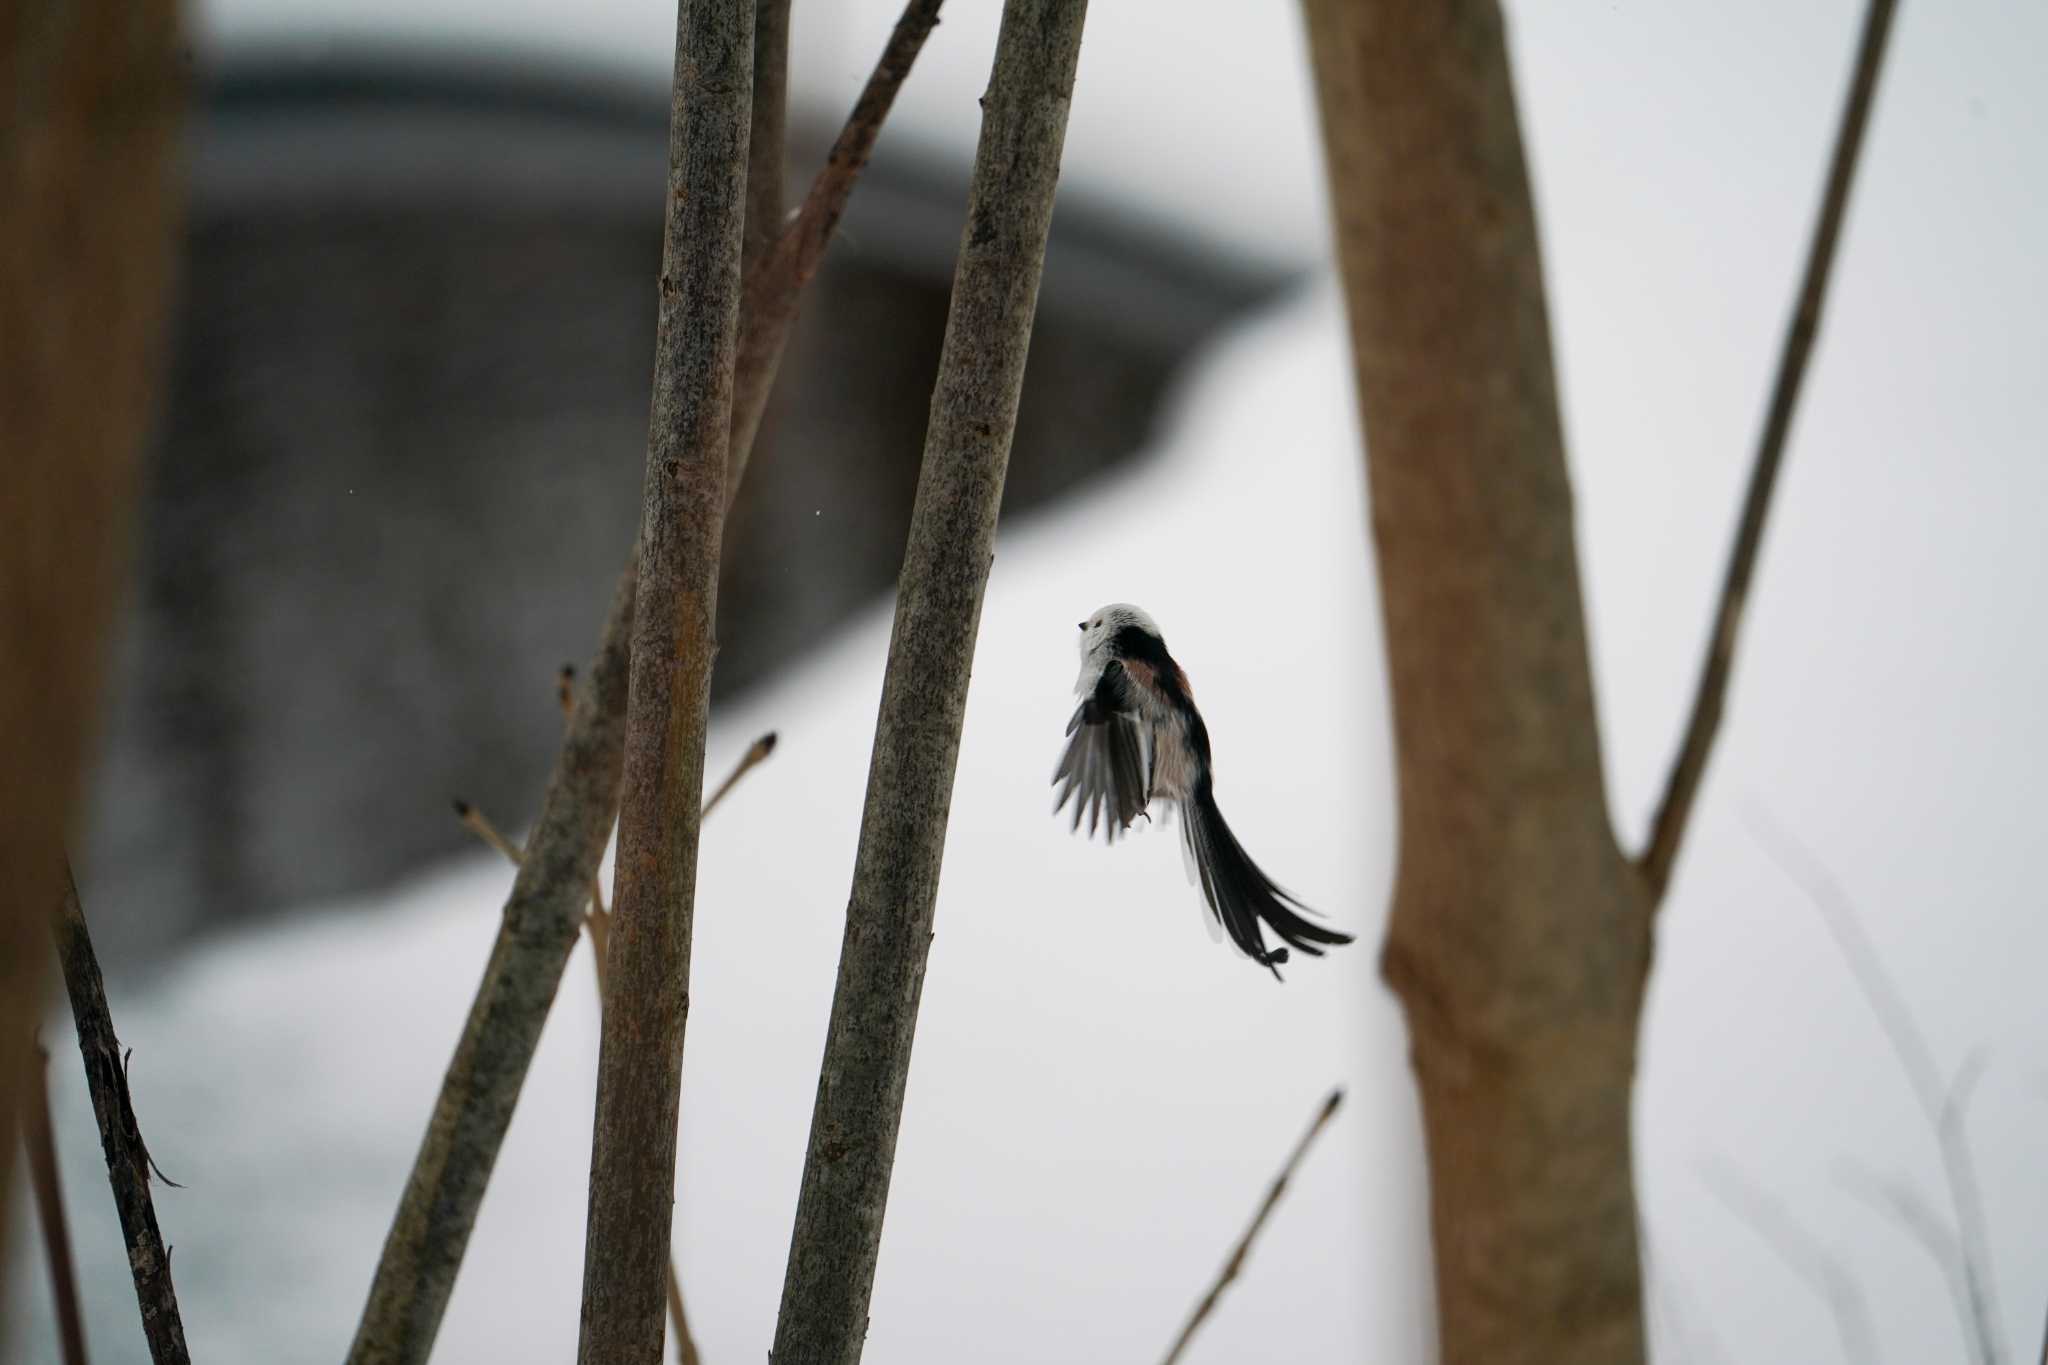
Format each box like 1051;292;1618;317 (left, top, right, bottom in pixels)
1051;661;1152;842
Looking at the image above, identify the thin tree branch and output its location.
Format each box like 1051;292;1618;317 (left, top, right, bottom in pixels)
727;0;946;496
575;0;753;1355
352;2;934;1354
21;1038;91;1365
1702;1160;1878;1365
1160;1089;1343;1365
51;862;190;1365
1638;0;1900;902
348;562;638;1365
743;0;791;291
1748;811;2006;1365
770;4;1087;1360
1837;1159;1981;1363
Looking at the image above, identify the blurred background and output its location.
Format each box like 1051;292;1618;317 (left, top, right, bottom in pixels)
12;1;2048;1363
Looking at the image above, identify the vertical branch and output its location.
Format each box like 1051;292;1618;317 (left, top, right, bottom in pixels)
1300;2;1648;1361
575;0;753;1360
52;864;191;1365
769;3;1089;1361
0;0;181;1288
1637;0;1899;901
727;0;947;495
21;1040;91;1365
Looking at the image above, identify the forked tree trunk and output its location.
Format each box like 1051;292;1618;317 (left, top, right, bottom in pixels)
1300;3;1651;1361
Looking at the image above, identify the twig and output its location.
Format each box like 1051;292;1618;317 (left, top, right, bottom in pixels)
1748;811;2006;1365
1638;0;1900;902
452;801;523;864
702;731;778;818
1837;1159;1980;1362
770;3;1090;1359
51;861;190;1365
727;0;946;495
21;1038;90;1365
1702;1159;1878;1364
1160;1089;1343;1365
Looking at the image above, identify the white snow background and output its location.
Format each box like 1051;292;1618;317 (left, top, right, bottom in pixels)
10;1;2048;1362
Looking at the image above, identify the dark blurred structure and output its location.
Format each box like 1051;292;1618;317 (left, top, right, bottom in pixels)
82;52;1290;961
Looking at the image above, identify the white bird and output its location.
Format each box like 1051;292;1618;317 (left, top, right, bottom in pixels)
1052;604;1354;979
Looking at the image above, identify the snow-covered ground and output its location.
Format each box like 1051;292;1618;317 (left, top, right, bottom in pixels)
13;1;2048;1361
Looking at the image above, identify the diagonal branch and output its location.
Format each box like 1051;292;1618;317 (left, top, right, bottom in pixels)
769;3;1089;1359
727;0;946;495
1638;0;1900;902
52;862;191;1365
1161;1089;1343;1365
1749;811;2007;1365
1702;1159;1878;1365
1837;1159;1982;1364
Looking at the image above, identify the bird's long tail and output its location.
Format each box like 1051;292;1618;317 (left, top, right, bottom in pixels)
1185;781;1353;980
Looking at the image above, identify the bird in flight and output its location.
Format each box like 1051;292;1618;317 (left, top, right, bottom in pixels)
1052;603;1353;979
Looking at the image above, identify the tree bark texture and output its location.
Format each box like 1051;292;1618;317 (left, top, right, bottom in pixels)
769;3;1088;1361
576;0;753;1359
348;562;638;1365
1301;3;1650;1362
54;866;192;1365
0;1;181;1295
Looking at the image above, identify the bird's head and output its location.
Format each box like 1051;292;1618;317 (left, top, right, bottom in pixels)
1077;603;1162;663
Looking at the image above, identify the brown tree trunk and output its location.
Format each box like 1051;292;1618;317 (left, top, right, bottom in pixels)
1300;3;1650;1361
0;0;183;1302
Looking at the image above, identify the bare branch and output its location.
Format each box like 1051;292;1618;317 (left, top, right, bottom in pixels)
1837;1159;1980;1362
576;0;754;1353
703;731;778;817
1638;0;1900;901
20;1039;90;1365
353;2;932;1353
52;862;190;1365
1747;811;2007;1364
1703;1159;1878;1364
770;3;1088;1359
349;563;638;1365
728;0;946;494
1160;1089;1343;1365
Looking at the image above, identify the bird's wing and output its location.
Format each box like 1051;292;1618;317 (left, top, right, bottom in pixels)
1051;660;1152;843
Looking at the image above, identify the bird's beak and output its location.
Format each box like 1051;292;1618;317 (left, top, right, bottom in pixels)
1076;621;1086;631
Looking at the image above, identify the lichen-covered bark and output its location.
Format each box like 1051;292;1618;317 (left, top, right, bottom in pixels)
1300;3;1650;1361
0;1;182;1301
575;0;753;1360
768;3;1089;1362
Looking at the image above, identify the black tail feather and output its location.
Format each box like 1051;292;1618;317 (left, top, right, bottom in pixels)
1187;783;1353;980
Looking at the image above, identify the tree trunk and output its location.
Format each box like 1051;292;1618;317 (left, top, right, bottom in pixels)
1300;3;1650;1361
0;1;182;1302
